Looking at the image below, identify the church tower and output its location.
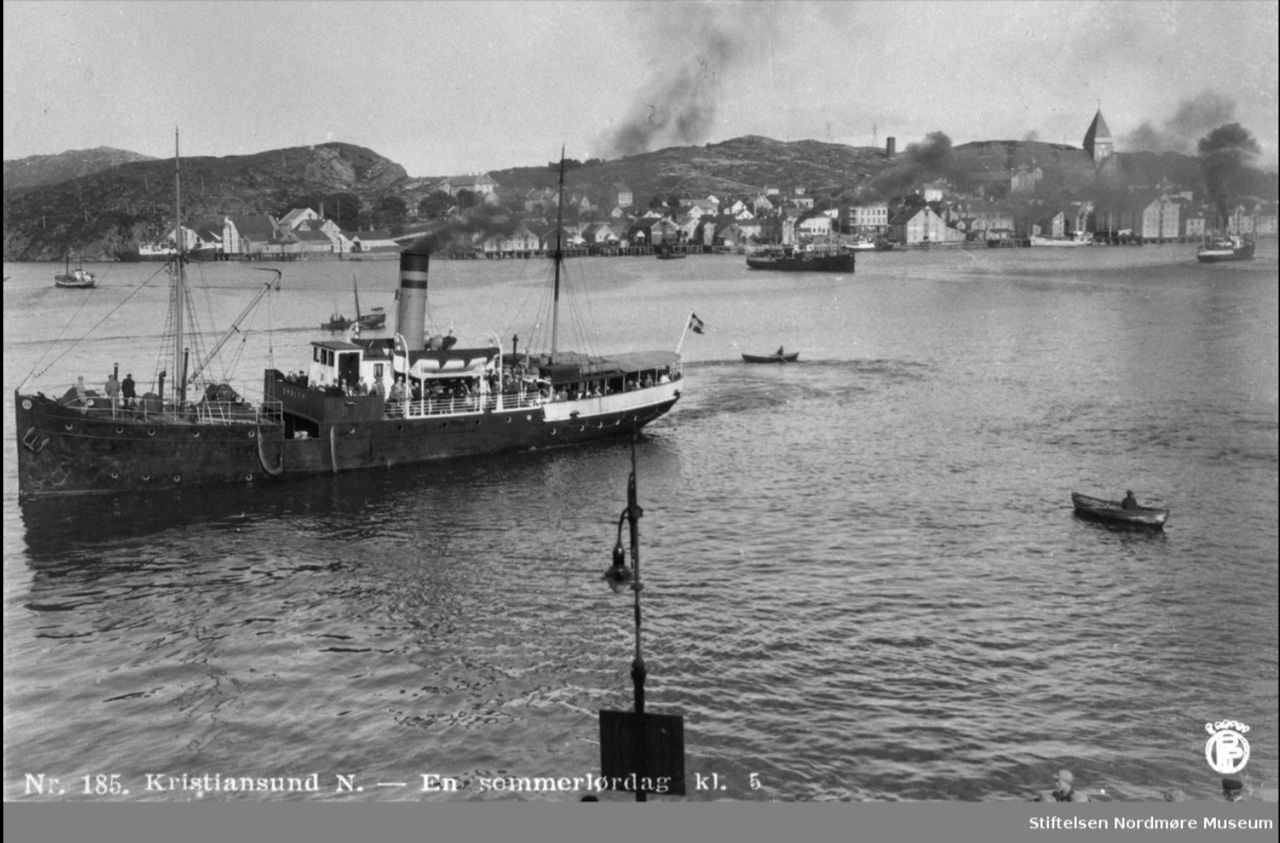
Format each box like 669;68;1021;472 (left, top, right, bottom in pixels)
1083;109;1114;163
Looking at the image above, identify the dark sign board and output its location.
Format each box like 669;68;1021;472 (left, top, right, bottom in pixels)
598;710;686;796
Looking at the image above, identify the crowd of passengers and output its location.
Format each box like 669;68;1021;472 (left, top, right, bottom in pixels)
281;365;680;411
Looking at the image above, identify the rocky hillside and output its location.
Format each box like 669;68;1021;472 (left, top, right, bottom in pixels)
3;146;158;193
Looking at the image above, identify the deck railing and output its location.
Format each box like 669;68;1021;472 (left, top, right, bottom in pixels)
71;398;282;426
384;390;545;419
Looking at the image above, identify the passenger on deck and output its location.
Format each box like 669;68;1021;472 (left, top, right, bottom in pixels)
105;373;121;409
1121;491;1139;510
121;373;137;407
776;346;785;357
388;378;407;415
74;376;89;412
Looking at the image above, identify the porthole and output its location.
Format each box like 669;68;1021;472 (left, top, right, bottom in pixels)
192;430;201;438
22;399;32;411
142;474;151;481
551;428;558;436
65;423;74;431
173;475;181;482
247;429;256;438
110;471;119;479
245;473;253;482
147;428;156;436
115;427;124;434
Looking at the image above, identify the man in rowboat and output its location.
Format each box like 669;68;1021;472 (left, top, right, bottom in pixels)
1035;769;1090;802
1122;491;1139;510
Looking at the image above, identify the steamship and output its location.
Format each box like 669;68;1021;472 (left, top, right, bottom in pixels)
1196;234;1255;263
745;243;856;273
14;141;683;499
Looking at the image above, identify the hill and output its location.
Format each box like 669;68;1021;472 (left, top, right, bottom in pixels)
4;135;1273;262
3;143;409;261
491;135;898;205
3;146;158;192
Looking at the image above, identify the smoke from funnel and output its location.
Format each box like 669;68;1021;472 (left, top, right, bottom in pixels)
410;205;522;255
1198;122;1261;226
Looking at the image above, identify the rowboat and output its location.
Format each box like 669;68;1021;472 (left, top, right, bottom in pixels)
1071;492;1168;529
742;352;799;364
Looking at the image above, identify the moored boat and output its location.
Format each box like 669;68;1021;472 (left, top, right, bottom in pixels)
14;140;684;500
1030;233;1091;247
1071;492;1168;529
116;243;179;262
54;254;96;288
746;244;855;273
1197;235;1255;263
742;352;799;364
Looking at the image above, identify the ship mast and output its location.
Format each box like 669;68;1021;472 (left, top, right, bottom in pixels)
550;146;566;363
173;127;186;408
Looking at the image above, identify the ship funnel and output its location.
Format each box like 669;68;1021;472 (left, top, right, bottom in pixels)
397;244;430;351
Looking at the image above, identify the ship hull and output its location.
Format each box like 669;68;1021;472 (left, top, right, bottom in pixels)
15;381;681;498
746;255;856;272
1196;248;1255;263
115;248;178;262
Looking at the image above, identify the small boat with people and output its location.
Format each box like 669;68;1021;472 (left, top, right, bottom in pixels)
322;275;387;331
742;348;799;364
1197;234;1255;263
1071;492;1168;529
655;246;686;260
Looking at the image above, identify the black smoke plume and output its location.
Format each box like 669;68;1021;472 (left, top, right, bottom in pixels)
1124;90;1236;154
869;131;958;197
595;6;774;158
1198;122;1262;226
907;131;954;176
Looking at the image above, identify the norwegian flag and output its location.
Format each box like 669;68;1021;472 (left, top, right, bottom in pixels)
688;313;705;334
393;333;409;373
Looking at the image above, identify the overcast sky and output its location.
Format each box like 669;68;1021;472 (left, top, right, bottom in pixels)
4;0;1278;176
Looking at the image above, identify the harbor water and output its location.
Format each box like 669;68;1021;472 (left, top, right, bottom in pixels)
3;242;1277;802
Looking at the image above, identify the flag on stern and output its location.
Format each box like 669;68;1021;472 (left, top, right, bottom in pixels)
688;313;705;334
